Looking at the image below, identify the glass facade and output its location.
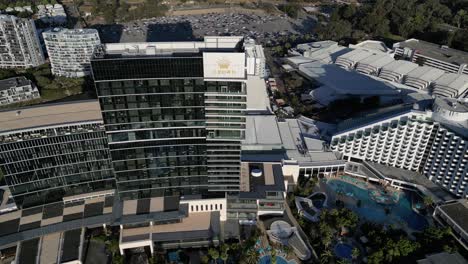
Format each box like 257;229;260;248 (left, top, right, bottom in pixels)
92;56;244;199
91;57;204;81
0;123;115;208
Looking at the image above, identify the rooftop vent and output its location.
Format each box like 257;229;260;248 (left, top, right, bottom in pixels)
311;43;321;48
251;168;262;177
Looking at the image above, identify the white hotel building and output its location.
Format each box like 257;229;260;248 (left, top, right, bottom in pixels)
331;105;434;172
43;28;100;77
331;98;467;198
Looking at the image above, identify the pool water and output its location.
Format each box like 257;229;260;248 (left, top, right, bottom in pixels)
327;179;428;230
312;199;325;209
334;243;353;259
311;193;326;209
258;255;290;264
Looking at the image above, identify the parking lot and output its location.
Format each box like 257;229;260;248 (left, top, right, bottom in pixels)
96;12;317;45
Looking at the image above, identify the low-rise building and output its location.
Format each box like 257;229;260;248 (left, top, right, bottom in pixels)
432;73;468;98
37;4;66;24
0;77;40;106
403;66;445;91
433;200;468;250
393;38;468;75
0;100;115;208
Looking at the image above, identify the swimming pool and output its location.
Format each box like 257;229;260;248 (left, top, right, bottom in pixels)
310;193;326;209
258;255;292;264
334;243;353;259
327;179;428;230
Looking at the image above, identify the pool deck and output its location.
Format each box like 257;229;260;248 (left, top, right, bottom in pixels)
315;178;359;209
320;175;431;234
325;175;401;205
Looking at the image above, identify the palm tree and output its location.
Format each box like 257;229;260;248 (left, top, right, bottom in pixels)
351;247;360;260
243;249;259;264
106;238;120;257
454;10;467;28
283;245;293;257
208;247;220;260
220;243;230;263
271;248;277;264
324;236;333;249
423;196;433;207
337;259;351;264
320;249;333;264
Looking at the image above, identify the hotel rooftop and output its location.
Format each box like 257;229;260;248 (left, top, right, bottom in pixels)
93;36;245;58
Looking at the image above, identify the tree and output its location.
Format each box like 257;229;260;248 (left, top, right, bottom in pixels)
272;46;284;56
341;4;357;19
107;239;120;257
423;196;433;207
282;245;293;256
322;235;333;249
201;255;210;264
0;69;16;79
242;249;259;264
271;248;277;264
317;19;352;41
453;10;468;28
396;238;420;257
208;247;219;260
279;4;300;18
220;243;229;263
112;254;124;264
450;29;468;52
337;259;351;264
320;249;333;264
367;250;384;264
351;247;360;259
116;2;130;21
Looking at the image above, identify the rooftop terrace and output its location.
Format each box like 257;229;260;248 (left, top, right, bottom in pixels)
0;77;32;91
93;36;244;58
437;200;468;232
0;100;103;133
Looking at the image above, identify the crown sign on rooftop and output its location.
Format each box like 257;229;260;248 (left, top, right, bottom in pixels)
217;58;231;69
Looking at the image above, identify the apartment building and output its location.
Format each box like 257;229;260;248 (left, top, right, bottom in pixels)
0;101;116;208
43;28;101;77
0;15;44;68
393;39;468;75
0;76;40;106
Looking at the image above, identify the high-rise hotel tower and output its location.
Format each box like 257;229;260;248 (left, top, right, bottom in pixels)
91;37;266;200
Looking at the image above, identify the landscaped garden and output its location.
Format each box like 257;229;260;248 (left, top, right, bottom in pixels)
287;174;466;264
